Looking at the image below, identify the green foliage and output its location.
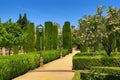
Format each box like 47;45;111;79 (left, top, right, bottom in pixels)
91;66;120;76
81;72;120;80
0;23;7;47
17;13;28;29
42;49;69;63
87;70;101;80
45;21;53;50
52;25;58;49
3;20;24;47
0;53;39;80
0;49;69;80
35;26;40;51
13;46;19;54
0;60;11;80
62;21;72;53
73;53;120;70
24;23;35;52
72;71;81;80
77;6;120;56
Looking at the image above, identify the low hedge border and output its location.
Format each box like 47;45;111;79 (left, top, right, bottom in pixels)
81;72;120;80
0;53;40;80
73;53;120;70
91;66;120;75
0;49;69;80
43;49;69;63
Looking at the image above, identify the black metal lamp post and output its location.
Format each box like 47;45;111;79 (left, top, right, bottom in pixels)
38;25;43;67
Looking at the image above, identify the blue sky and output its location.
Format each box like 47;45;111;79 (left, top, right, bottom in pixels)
0;0;120;28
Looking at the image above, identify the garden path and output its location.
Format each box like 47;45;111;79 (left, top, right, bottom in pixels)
13;48;80;80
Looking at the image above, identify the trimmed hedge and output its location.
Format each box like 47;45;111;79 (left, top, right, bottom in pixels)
81;72;120;80
73;53;120;70
0;60;11;80
0;49;69;80
91;66;120;76
0;53;39;80
43;49;69;63
72;71;120;80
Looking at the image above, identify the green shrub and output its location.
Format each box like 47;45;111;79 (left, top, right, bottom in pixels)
0;60;11;80
42;50;60;63
73;53;120;70
0;53;39;80
52;25;58;49
91;66;120;76
62;49;69;56
73;56;102;70
72;71;81;80
62;21;72;53
0;49;69;80
24;23;35;52
81;72;120;80
45;21;53;50
42;49;69;63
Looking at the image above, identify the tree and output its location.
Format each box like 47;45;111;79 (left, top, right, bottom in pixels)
17;13;28;30
101;7;120;56
24;23;35;52
45;21;53;50
62;21;72;53
52;25;58;49
3;19;24;54
77;6;120;56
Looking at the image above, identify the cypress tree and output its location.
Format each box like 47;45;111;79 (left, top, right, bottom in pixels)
17;14;22;27
52;25;58;49
45;21;53;50
24;23;35;52
17;13;28;30
22;13;28;29
35;26;40;51
62;21;72;53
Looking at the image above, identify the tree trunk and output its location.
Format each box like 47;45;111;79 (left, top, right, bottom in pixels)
8;48;11;55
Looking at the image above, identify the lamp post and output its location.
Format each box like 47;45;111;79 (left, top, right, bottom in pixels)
59;32;62;58
38;24;43;67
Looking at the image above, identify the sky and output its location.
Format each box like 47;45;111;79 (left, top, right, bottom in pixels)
0;0;120;28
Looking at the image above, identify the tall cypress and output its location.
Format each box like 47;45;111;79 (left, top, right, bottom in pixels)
22;13;28;29
62;21;72;53
45;21;53;50
52;25;58;49
24;23;35;52
35;26;40;51
17;13;28;30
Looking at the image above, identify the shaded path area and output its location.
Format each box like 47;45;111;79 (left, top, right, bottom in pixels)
13;49;80;80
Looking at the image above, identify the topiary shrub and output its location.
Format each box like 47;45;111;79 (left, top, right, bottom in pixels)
73;53;120;70
45;21;53;50
62;21;72;53
91;66;120;76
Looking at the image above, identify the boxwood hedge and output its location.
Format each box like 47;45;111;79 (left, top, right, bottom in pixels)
81;72;120;80
72;71;120;80
91;66;120;76
0;49;69;80
73;53;120;70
